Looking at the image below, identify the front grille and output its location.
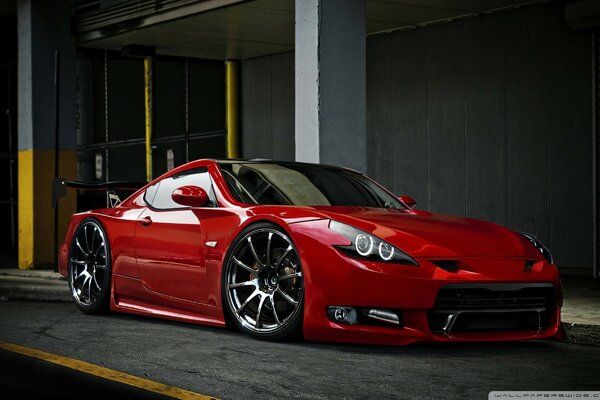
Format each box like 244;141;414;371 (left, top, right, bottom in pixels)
428;284;555;334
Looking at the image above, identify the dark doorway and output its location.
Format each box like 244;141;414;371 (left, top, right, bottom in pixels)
0;17;17;267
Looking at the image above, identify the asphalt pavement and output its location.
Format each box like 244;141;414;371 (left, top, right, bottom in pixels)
2;268;598;345
1;301;599;399
0;268;599;398
0;348;175;399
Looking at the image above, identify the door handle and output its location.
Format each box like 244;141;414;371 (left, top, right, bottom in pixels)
138;216;153;226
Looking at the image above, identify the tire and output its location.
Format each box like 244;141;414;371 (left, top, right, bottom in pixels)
222;222;304;341
67;218;112;314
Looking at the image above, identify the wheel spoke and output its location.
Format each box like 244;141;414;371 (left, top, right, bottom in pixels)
279;271;302;281
75;239;86;255
86;274;93;300
275;245;293;269
277;287;298;305
91;226;97;251
255;294;266;328
74;269;87;281
84;225;91;252
95;264;106;270
269;295;280;325
266;232;273;267
232;256;256;273
237;290;260;314
247;236;265;269
92;273;101;291
81;274;90;294
70;259;87;265
95;243;105;257
228;280;256;289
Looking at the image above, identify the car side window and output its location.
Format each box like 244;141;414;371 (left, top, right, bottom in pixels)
143;167;217;210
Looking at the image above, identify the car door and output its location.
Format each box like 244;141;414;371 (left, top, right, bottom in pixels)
134;167;217;304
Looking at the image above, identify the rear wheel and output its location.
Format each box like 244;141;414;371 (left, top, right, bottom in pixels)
222;223;304;341
68;219;111;314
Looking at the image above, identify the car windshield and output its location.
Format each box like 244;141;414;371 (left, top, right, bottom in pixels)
218;162;405;209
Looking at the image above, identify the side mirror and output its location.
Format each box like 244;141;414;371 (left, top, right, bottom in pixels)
171;185;210;207
398;195;417;210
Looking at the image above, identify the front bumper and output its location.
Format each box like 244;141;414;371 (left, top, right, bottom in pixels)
289;220;562;346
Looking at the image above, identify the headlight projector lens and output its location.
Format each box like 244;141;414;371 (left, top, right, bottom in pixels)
355;234;374;256
378;242;395;260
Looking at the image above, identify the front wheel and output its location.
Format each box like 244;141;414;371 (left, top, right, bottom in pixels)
68;218;112;314
222;223;304;341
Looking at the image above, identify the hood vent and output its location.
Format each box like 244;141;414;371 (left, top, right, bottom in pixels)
432;260;459;273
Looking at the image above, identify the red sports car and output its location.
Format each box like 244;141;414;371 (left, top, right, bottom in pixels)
58;159;562;345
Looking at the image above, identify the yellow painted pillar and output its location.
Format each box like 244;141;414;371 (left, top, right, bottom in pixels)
17;0;77;269
18;150;76;269
226;60;239;158
144;57;153;182
17;151;34;268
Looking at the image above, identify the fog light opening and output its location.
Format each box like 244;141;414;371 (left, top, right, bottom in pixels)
363;308;400;325
327;306;358;325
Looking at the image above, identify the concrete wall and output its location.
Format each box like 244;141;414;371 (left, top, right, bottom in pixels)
367;4;593;270
240;3;593;269
242;51;294;160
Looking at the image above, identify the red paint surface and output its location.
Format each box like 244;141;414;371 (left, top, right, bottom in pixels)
59;159;562;345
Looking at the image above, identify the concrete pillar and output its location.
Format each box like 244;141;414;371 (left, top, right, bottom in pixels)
17;0;77;268
295;0;366;172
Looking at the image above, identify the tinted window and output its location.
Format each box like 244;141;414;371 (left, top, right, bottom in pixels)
218;162;404;209
144;167;217;209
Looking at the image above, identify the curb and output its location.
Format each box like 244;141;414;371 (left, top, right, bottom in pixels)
0;285;71;302
562;322;600;346
0;273;71;302
0;270;65;281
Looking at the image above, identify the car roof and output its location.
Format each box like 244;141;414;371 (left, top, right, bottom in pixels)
210;158;359;173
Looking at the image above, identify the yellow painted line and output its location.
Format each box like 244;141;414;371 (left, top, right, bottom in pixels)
0;342;218;400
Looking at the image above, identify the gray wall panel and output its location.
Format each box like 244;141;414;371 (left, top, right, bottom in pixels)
242;56;272;158
547;12;593;267
426;23;466;215
389;31;428;206
365;3;592;269
271;52;295;161
367;35;394;190
465;14;507;225
505;7;551;243
242;52;294;160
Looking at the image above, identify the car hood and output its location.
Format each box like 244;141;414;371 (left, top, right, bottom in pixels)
310;206;540;259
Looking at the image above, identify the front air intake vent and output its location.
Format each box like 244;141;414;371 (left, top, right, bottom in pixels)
432;260;459;273
428;283;556;334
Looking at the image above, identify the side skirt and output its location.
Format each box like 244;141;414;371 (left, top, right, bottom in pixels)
110;274;226;328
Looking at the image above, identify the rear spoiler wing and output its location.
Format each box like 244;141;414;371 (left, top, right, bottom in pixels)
52;178;147;208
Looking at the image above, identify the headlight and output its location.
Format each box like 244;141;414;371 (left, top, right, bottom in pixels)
520;232;553;265
329;220;419;266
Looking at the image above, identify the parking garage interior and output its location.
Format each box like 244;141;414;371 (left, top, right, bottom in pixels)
0;0;598;278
